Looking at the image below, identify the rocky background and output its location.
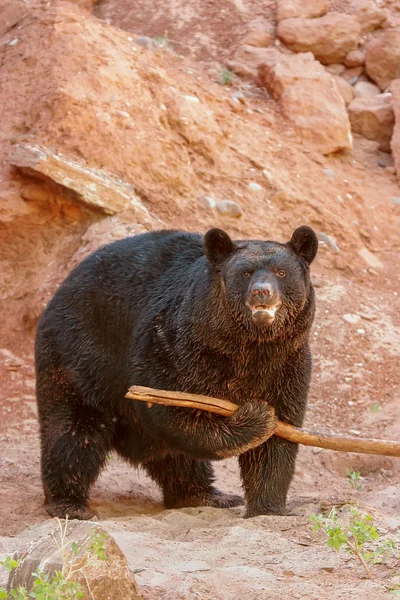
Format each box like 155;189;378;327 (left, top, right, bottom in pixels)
0;0;399;598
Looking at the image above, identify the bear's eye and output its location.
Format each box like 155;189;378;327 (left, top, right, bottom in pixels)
277;269;286;278
242;271;251;279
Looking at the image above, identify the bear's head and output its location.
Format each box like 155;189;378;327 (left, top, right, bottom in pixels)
204;226;318;336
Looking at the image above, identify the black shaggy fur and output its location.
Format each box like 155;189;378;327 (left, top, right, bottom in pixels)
35;226;318;519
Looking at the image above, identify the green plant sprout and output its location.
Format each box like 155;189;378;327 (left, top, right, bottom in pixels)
346;468;362;490
311;507;398;579
220;68;235;86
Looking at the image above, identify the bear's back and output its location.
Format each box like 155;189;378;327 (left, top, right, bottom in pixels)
35;230;205;380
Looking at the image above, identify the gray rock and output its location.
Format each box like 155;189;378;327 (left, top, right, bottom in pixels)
317;231;341;253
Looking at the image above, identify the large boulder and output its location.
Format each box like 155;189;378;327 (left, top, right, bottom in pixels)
6;522;142;600
9;143;151;218
348;94;394;152
365;28;400;91
390;80;400;185
276;0;329;21
280;79;352;154
346;0;387;33
277;12;361;65
258;50;327;98
258;52;352;154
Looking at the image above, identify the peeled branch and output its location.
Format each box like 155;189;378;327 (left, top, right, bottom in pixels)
125;386;400;458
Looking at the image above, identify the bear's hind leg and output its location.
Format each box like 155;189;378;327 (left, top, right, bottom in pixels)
144;454;243;509
39;400;114;520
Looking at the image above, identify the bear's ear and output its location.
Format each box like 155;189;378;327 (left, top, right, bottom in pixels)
288;226;318;265
204;228;235;266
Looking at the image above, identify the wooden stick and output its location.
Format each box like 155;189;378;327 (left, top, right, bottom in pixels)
125;386;400;458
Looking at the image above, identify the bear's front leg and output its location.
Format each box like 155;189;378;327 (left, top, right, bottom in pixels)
239;436;299;517
239;347;311;517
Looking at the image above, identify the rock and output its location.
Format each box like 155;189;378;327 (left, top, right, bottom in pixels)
391;197;400;205
240;29;274;47
7;522;142;600
9;142;151;218
216;200;243;218
258;50;327;99
346;0;387;33
325;63;346;76
247;182;263;192
258;52;352;154
276;0;329;21
317;231;341;252
227;45;281;80
343;313;360;324
280;79;352;154
200;195;216;209
277;12;361;65
348;94;394;152
365;28;400;91
344;49;365;68
332;75;354;105
353;81;381;98
390;80;400;186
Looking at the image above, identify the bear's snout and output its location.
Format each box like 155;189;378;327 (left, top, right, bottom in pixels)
251;282;273;299
246;277;281;326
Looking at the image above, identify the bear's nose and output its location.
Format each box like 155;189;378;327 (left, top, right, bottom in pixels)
252;283;273;298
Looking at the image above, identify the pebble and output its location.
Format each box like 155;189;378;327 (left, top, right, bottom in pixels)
348;76;358;86
184;95;200;104
247;182;263;193
391;197;400;205
216;200;243;218
343;313;360;324
323;169;335;178
357;328;365;334
317;232;340;253
200;195;216;209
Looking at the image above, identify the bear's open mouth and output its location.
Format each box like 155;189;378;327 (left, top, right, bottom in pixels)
252;305;278;318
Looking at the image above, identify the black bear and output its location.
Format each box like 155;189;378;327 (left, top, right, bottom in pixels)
35;226;318;519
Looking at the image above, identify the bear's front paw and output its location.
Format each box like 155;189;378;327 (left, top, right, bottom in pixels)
244;504;288;518
45;500;95;520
